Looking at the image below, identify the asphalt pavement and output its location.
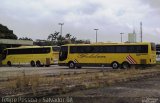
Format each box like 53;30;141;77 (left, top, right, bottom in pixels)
60;75;160;103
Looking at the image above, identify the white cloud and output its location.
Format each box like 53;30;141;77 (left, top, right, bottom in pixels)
0;0;159;43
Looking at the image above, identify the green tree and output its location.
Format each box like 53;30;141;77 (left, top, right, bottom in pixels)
19;37;33;41
47;31;59;45
48;31;59;41
65;33;72;43
57;35;66;46
0;24;17;39
71;36;77;43
35;32;90;46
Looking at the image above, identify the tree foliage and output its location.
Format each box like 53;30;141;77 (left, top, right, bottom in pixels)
19;37;33;41
0;24;17;39
34;31;90;46
0;24;18;54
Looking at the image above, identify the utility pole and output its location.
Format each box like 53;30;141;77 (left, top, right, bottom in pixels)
140;22;142;42
58;23;64;35
94;29;99;43
120;33;124;42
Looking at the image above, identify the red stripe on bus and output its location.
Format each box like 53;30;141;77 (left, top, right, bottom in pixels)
128;56;135;64
129;56;136;64
126;56;134;64
129;55;137;64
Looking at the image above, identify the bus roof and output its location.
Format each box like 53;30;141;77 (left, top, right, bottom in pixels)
62;42;153;46
6;46;59;49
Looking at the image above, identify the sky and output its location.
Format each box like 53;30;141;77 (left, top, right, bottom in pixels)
0;0;160;43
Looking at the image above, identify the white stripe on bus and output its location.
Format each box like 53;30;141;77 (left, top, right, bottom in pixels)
126;56;134;64
129;55;137;64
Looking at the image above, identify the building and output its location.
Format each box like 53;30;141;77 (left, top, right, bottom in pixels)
0;39;33;65
0;39;33;45
0;39;33;53
128;30;136;43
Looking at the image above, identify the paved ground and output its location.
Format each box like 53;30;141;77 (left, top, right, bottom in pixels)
60;75;160;103
0;65;111;79
1;65;160;103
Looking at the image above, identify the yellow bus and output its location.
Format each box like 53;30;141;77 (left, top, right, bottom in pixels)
58;42;156;69
1;46;60;67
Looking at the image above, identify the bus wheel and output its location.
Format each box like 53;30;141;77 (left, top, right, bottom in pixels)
121;62;130;69
30;61;35;67
7;61;12;67
69;62;75;69
36;61;41;67
45;65;50;67
111;62;119;69
40;64;44;67
76;66;82;69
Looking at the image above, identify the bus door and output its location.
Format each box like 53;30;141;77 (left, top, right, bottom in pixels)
59;46;68;61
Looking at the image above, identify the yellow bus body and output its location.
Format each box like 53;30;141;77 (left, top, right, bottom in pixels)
58;42;156;68
2;46;59;66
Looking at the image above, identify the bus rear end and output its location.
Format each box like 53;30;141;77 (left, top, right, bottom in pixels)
51;46;60;64
150;43;156;64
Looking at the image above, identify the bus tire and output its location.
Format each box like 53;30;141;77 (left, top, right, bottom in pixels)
36;61;41;67
135;65;139;69
121;62;130;69
76;66;82;69
40;64;44;67
7;61;12;67
111;62;119;69
30;61;35;67
68;61;75;69
45;65;50;67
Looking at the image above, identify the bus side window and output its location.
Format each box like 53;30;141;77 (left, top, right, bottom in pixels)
136;45;148;53
110;46;115;53
84;46;93;53
141;45;148;53
70;46;77;53
52;47;60;52
93;46;101;53
77;46;84;53
115;46;126;53
128;46;135;53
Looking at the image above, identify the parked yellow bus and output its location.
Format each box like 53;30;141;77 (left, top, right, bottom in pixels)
58;42;156;69
1;46;60;67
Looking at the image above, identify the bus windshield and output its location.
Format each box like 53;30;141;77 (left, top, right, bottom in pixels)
1;50;7;60
151;43;156;51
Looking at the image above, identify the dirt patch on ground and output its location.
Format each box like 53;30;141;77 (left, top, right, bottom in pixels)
59;76;160;103
0;65;160;99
